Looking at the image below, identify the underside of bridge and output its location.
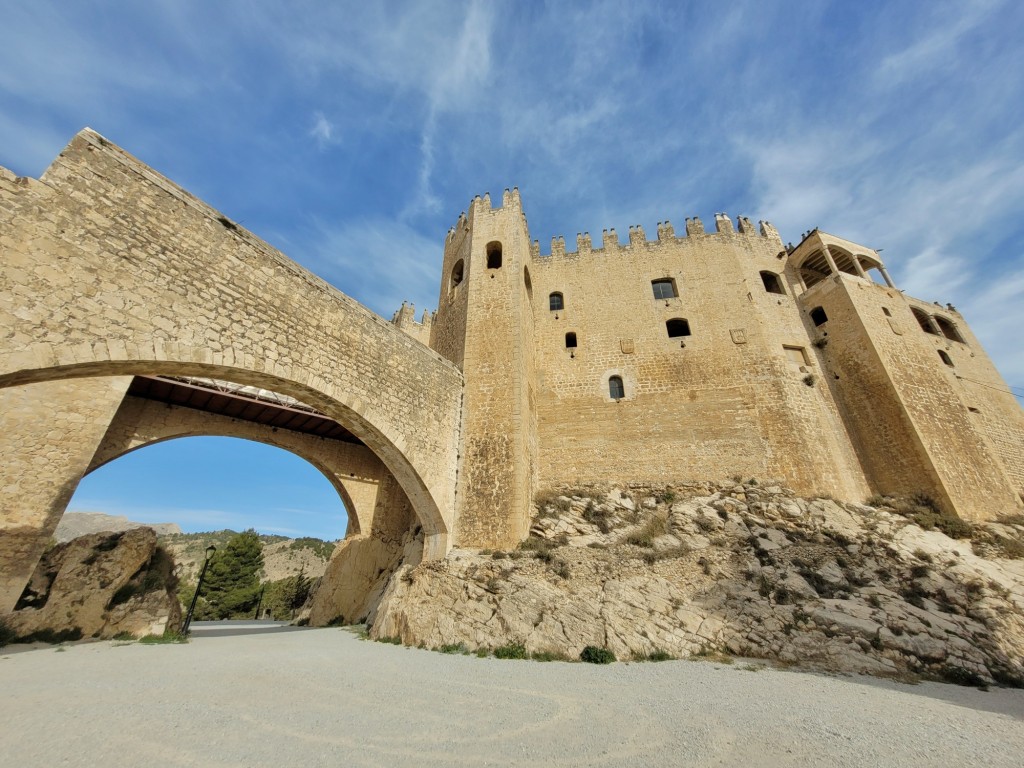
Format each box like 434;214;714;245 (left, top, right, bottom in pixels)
125;376;364;445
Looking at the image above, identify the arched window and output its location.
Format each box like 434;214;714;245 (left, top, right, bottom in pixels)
450;259;464;290
651;278;677;300
666;318;691;338
810;307;828;326
549;292;564;311
938;350;954;367
934;316;964;343
608;375;625;400
565;332;577;348
911;307;938;335
760;271;785;295
486;241;502;269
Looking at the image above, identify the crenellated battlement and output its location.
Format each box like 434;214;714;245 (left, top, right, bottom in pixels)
391;301;433;346
528;210;782;259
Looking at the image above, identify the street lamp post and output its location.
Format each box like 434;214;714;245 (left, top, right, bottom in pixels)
182;544;216;635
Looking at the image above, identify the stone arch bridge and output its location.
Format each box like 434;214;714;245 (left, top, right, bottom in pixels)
0;129;464;612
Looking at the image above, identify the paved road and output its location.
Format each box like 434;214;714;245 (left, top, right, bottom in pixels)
2;624;1023;767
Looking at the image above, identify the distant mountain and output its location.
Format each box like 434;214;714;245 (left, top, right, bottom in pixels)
56;512;181;542
159;530;337;584
56;514;337;585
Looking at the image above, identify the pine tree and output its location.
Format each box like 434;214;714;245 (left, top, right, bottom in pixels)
197;529;264;619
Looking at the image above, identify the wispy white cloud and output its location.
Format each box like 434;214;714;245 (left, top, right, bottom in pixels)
876;0;1004;86
301;216;443;317
308;111;339;150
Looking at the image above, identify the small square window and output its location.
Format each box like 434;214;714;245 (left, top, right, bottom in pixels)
651;279;677;300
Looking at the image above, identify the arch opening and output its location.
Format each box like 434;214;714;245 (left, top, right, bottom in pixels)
912;307;939;335
0;362;450;557
450;259;465;292
760;271;785;295
486;241;502;269
75;436;353;542
935;315;965;343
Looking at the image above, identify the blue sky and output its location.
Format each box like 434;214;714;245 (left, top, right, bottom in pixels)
3;1;1023;539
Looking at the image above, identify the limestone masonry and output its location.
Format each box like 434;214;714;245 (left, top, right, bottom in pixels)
1;128;1023;623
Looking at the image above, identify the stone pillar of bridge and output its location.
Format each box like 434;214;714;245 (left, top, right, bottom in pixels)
0;376;131;611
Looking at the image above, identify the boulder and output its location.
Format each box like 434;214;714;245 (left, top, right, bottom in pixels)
3;528;181;641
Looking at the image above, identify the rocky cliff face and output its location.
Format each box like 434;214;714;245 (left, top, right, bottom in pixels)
371;483;1024;687
3;528;181;641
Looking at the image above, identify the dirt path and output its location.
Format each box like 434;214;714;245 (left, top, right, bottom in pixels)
2;622;1022;767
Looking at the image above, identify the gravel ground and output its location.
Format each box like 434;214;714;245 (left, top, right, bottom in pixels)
2;621;1023;767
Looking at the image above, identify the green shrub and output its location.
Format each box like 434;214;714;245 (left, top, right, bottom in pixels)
580;646;616;664
519;537;559;559
534;490;571;514
494;642;528;659
583;503;615;533
438;642;468;654
531;650;570;662
626;514;667;548
288;537;336;559
139;629;188;644
910;563;931;579
889;494;973;539
376;635;403;645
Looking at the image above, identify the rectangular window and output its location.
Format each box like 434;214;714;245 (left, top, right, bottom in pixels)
651;279;677;300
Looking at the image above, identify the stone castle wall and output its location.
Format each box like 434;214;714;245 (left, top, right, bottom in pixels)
419;195;1024;542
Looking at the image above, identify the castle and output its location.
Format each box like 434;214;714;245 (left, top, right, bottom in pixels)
391;188;1024;548
1;129;1023;617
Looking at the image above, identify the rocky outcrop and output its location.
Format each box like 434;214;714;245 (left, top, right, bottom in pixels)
3;528;181;641
307;530;423;627
372;483;1024;686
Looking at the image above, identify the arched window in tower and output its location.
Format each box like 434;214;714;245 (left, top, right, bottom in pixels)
486;241;502;269
450;259;464;291
549;292;564;311
651;278;677;300
938;350;954;367
810;306;828;326
608;375;625;400
911;307;938;335
760;271;785;295
666;318;691;338
934;316;965;343
565;332;578;348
